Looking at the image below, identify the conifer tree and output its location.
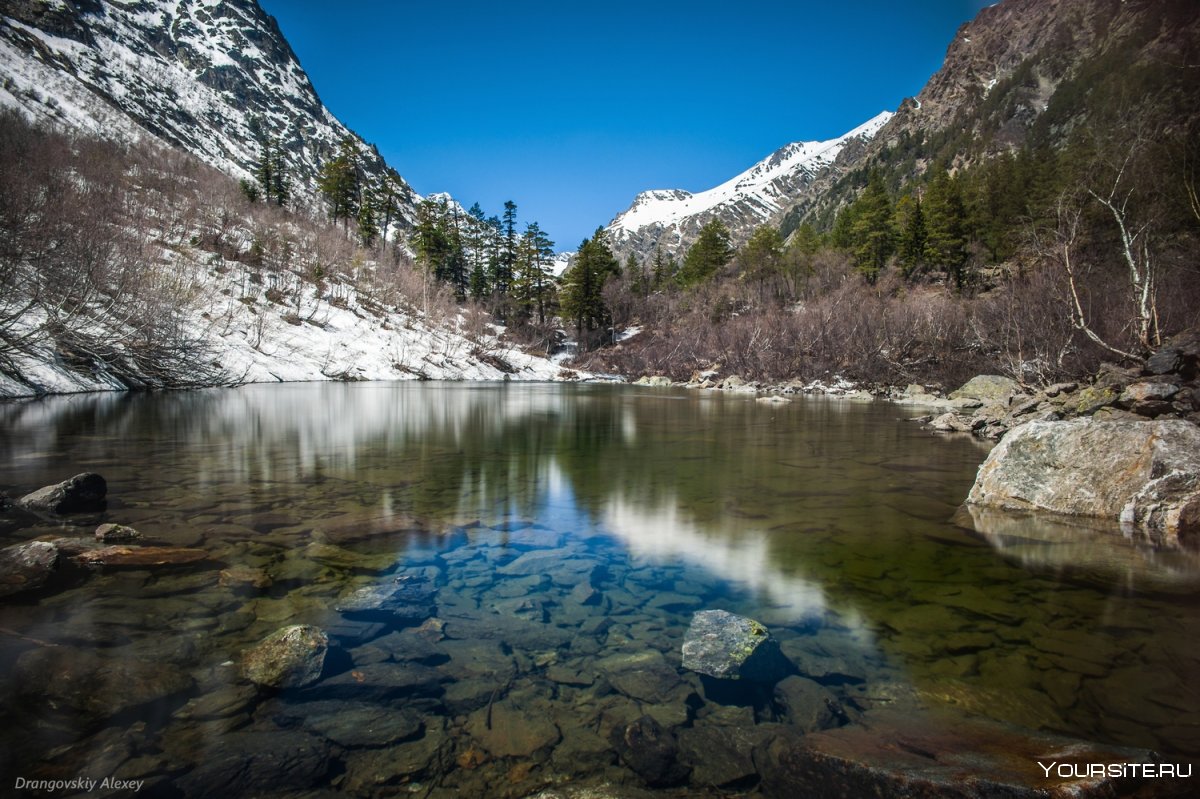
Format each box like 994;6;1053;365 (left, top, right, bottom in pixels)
317;137;361;228
651;246;672;289
677;219;733;287
357;186;379;247
894;193;926;279
924;170;969;288
560;227;619;347
741;225;785;300
848;171;894;283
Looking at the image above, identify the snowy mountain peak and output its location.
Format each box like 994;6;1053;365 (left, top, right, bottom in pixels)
0;0;421;223
606;110;893;261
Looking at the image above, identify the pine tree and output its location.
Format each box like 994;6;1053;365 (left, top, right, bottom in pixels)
498;200;518;295
924;170;969;288
894;193;926;279
741;225;784;300
677;219;733;287
357;186;379;247
560;227;619;348
848;171;894;283
317;137;361;228
651;246;671;289
269;146;289;207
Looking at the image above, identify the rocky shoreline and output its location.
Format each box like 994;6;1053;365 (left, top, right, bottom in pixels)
634;330;1200;444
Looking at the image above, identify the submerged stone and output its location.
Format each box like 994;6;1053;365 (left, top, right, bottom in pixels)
94;523;143;542
610;714;689;787
15;646;193;722
240;624;328;689
334;577;436;624
0;540;58;597
773;675;843;732
74;545;210;569
174;729;330;798
18;472;107;515
681;609;791;684
757;707;1175;799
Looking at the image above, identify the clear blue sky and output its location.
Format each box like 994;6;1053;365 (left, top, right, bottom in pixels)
259;0;992;250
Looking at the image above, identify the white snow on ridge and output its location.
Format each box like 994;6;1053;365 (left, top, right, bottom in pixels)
609;111;894;234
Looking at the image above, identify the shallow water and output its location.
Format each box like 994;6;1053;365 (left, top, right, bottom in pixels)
1;382;1197;796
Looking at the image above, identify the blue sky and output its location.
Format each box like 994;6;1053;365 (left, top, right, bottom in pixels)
259;1;992;249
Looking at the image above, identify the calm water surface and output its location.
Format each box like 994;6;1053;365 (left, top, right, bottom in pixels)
1;382;1197;796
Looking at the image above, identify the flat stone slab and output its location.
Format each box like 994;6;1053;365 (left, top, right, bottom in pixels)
759;707;1188;799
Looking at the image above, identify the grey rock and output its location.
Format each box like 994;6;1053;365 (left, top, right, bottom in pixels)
1119;382;1179;405
174;729;330;798
240;624;328;689
968;419;1200;545
0;540;58;597
949;375;1020;404
610;715;689;787
280;701;423;747
334;577;436;624
773;675;842;731
94;523;142;542
1145;347;1183;376
681;609;792;684
1044;381;1077;397
18;472;107;514
15;646;193;722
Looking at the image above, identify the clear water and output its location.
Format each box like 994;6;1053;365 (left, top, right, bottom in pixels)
1;382;1197;796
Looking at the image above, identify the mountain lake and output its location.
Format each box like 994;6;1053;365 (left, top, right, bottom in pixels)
1;382;1197;796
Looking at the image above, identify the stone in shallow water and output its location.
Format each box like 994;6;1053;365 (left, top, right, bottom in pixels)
218;565;272;590
334;577;436;624
772;675;842;731
681;609;792;684
757;707;1171;799
74;545;210;570
679;722;774;789
18;472;107;515
14;646;193;723
94;523;143;542
342;723;450;791
240;624;328;689
609;714;689;787
276;700;423;747
0;540;58;597
173;729;331;798
466;691;561;758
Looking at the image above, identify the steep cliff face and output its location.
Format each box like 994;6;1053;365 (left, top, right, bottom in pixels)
0;0;421;223
784;0;1200;233
605;111;892;263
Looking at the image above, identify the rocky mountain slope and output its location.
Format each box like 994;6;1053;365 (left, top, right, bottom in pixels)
783;0;1200;232
0;0;421;225
606;111;892;263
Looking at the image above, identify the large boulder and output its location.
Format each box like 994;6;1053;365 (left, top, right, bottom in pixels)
240;625;328;689
334;577;436;624
681;609;792;684
17;473;107;514
967;419;1200;546
950;375;1020;405
0;540;59;597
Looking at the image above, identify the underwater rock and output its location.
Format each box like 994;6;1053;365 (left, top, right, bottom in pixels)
0;539;58;597
218;565;272;590
466;691;561;758
240;624;328;689
773;675;843;732
74;545;209;569
757;707;1174;799
610;715;689;787
277;700;423;747
174;729;330;797
681;609;792;684
334;576;436;624
15;646;193;722
18;472;107;514
94;523;143;542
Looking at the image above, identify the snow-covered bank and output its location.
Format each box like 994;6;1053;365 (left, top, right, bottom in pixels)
0;253;583;400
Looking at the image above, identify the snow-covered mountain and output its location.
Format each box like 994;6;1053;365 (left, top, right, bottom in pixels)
606;111;892;262
0;0;421;225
